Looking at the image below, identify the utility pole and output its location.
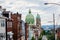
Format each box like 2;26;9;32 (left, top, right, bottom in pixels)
53;13;55;33
53;13;55;40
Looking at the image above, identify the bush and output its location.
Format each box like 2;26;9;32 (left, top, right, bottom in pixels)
46;33;55;40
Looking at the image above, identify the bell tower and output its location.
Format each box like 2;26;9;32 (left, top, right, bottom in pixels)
36;14;41;27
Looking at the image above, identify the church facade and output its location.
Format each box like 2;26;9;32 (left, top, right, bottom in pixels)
25;9;43;40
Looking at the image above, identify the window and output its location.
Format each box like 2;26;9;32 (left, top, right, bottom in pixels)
1;20;5;27
0;10;2;16
7;22;12;27
18;17;20;21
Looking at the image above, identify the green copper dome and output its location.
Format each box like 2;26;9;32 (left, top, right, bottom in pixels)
25;9;34;24
36;14;40;19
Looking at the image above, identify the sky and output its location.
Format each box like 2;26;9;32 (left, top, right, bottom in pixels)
0;0;60;25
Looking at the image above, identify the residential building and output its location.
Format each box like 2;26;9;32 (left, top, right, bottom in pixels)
2;8;10;18
0;16;7;40
2;8;13;40
11;12;22;40
25;23;29;40
0;6;7;40
2;8;13;32
56;28;60;40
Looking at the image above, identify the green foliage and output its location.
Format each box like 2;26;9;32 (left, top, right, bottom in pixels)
38;35;42;40
38;30;46;40
38;30;55;40
31;36;35;40
45;30;51;35
46;31;55;40
40;30;46;35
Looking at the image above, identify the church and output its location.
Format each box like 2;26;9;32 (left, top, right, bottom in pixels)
25;9;43;40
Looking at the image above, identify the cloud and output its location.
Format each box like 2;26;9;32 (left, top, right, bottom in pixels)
43;0;60;3
22;14;26;22
0;0;60;25
14;1;40;7
5;0;40;8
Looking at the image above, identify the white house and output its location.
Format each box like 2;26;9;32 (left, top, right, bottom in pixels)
0;15;7;40
0;17;7;33
0;6;7;40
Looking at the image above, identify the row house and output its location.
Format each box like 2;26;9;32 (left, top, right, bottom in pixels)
1;7;13;40
0;6;7;40
56;28;60;40
2;8;13;32
25;23;29;40
11;13;29;40
21;20;25;40
11;12;22;40
0;16;7;40
2;10;26;40
0;6;29;40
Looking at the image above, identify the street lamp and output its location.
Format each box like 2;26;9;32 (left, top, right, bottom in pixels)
44;2;60;30
44;2;60;40
44;3;60;6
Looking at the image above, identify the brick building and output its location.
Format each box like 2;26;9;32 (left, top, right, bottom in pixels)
2;8;13;40
2;8;13;32
11;12;22;40
7;18;13;32
56;28;60;40
25;23;29;40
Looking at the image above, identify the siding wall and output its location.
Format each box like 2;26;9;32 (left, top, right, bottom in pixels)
0;18;6;33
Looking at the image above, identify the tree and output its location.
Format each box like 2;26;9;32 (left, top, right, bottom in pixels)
31;36;35;40
38;35;42;40
38;30;46;40
46;31;55;40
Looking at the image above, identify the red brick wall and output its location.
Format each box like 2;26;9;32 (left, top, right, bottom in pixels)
57;29;60;39
25;23;29;40
11;13;21;40
57;31;60;38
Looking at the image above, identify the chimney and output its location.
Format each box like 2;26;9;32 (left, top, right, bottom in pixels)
9;12;12;18
0;6;3;17
17;12;18;15
3;8;6;12
0;6;2;9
